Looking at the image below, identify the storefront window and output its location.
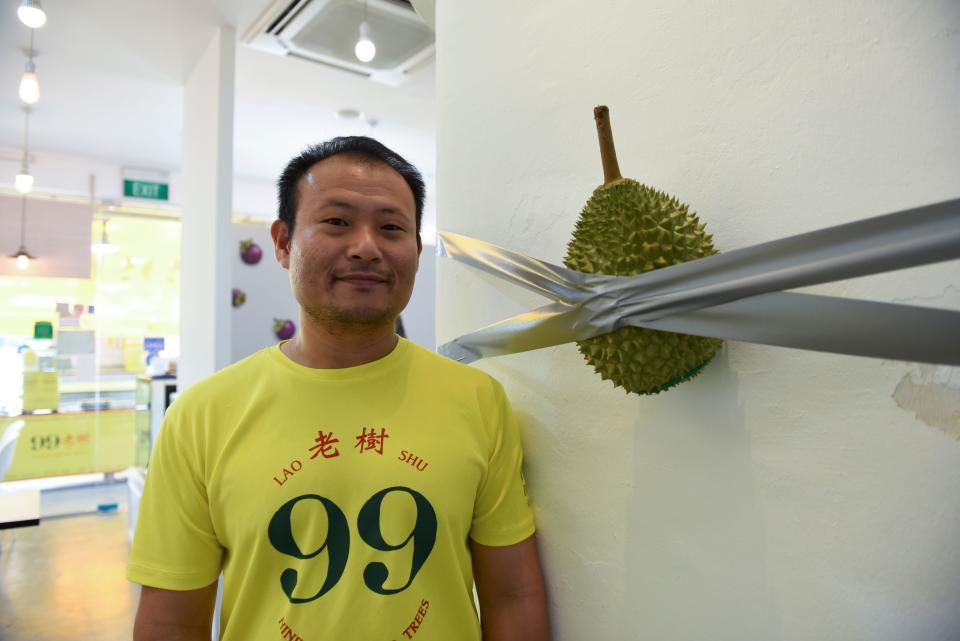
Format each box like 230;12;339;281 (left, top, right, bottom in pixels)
0;208;180;481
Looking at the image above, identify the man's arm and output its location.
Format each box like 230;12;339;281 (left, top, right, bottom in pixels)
133;580;219;641
470;534;550;641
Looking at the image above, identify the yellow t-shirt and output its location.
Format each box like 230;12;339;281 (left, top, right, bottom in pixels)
127;338;535;640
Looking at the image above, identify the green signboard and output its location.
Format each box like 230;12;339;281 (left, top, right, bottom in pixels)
123;179;169;201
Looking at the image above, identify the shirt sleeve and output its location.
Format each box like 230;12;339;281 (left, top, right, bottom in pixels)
126;398;223;590
469;379;536;547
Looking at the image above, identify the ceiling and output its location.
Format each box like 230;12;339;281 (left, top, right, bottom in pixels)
0;0;436;184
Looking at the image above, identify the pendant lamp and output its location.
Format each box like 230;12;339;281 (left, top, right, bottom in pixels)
10;197;36;270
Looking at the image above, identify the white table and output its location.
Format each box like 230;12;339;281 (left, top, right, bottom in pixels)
0;488;41;530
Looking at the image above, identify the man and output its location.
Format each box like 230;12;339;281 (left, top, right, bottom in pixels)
128;137;550;640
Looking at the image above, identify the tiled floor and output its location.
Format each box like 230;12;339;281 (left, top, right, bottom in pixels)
0;478;139;641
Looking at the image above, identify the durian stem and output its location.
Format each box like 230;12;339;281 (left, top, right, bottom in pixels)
594;105;622;185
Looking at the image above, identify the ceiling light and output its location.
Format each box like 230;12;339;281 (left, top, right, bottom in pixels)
11;198;36;269
336;108;362;120
19;29;40;106
16;107;34;194
355;0;376;64
19;61;39;105
355;21;376;63
90;241;118;256
91;218;118;255
17;0;47;29
15;169;34;194
13;247;34;270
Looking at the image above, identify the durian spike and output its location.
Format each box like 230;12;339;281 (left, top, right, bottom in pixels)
594;105;622;185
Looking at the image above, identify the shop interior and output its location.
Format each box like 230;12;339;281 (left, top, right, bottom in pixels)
1;1;436;638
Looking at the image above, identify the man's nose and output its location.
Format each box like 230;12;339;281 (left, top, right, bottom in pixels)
348;224;383;261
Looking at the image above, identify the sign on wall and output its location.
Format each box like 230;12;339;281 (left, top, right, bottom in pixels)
121;167;170;202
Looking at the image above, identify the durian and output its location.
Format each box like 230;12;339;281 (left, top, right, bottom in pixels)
563;106;722;394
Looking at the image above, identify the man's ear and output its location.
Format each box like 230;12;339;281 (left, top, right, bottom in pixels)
271;219;291;270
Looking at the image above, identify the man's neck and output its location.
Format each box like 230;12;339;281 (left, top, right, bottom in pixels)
280;313;399;370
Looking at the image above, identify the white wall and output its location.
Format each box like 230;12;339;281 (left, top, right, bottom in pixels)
404;247;436;350
230;222;299;362
435;2;960;640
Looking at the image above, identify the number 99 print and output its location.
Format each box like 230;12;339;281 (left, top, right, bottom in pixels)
268;486;437;602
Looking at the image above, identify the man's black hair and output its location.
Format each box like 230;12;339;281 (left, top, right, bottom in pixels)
277;136;425;239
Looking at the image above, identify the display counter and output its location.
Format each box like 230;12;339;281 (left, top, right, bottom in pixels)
0;409;136;481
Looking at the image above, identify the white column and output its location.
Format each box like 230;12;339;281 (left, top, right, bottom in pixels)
178;26;235;392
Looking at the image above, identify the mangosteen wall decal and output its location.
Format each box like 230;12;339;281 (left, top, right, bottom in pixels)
274;318;296;341
436;105;960;394
240;239;263;265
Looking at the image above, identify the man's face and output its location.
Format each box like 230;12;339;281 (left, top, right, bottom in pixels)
272;153;421;331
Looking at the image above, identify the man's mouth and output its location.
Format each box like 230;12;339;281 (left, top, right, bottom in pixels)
335;272;389;285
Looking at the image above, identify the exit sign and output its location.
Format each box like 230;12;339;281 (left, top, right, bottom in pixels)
124;179;169;200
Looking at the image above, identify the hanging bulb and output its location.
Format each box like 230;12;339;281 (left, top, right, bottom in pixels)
90;239;118;255
19;61;40;105
12;194;36;268
17;0;47;28
17;107;34;193
355;21;376;63
91;219;118;255
15;170;34;194
12;246;34;270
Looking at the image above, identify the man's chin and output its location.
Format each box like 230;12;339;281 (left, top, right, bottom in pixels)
305;304;396;329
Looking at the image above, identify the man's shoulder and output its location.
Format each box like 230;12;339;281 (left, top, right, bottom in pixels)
407;340;484;375
406;340;506;396
171;347;275;411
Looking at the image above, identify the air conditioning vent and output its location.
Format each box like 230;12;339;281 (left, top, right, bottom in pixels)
243;0;434;87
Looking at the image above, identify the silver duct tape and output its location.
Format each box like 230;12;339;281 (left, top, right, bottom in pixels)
438;198;960;366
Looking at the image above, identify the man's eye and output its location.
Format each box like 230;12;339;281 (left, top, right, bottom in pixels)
324;218;348;226
382;224;404;231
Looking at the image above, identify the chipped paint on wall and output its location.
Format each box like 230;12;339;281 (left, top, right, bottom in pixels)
892;365;960;438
